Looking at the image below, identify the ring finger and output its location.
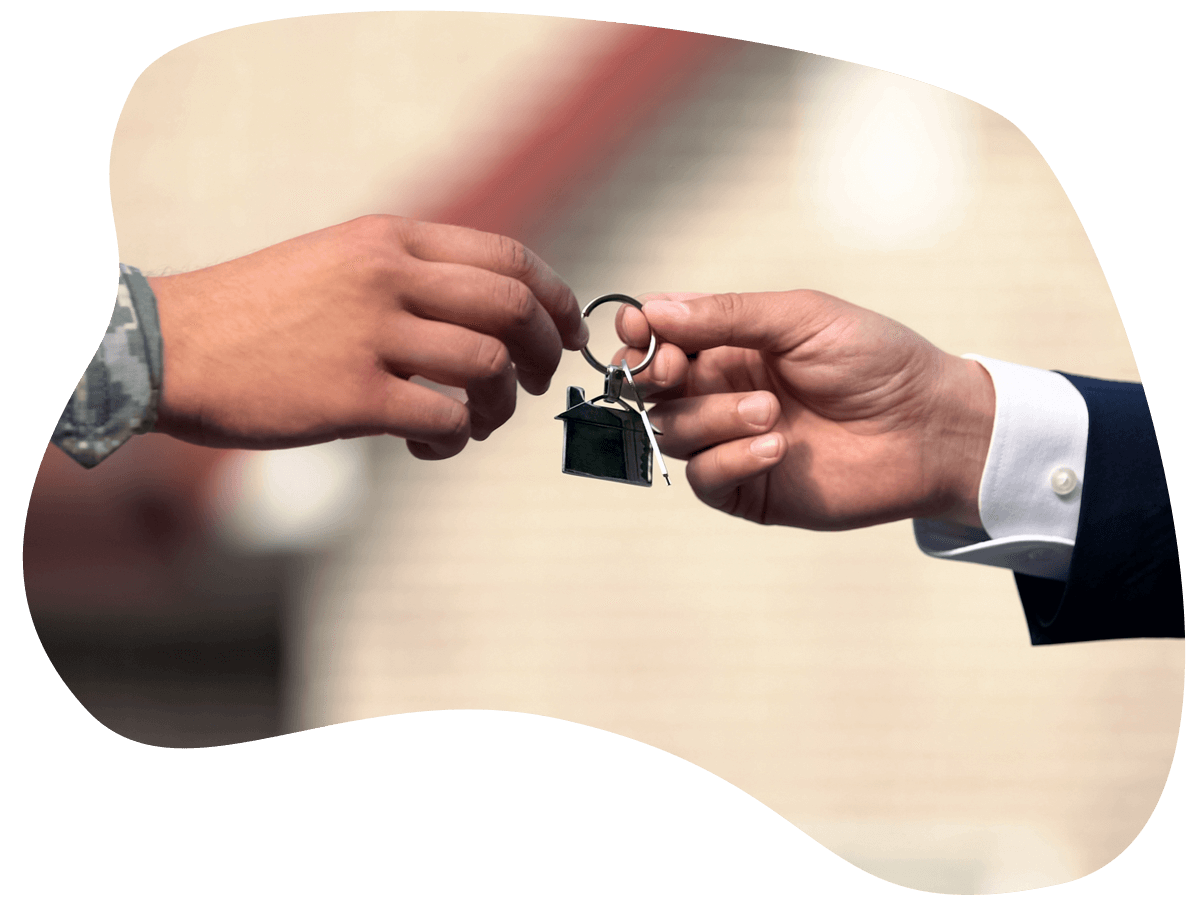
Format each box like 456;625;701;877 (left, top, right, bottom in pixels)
379;316;518;441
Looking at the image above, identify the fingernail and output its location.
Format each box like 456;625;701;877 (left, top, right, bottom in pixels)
738;394;773;427
650;348;669;382
749;434;782;458
576;318;590;347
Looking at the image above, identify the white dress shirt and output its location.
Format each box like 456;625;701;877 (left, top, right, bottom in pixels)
913;355;1089;581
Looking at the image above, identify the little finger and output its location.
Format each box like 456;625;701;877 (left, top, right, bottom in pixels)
685;432;787;512
376;377;472;459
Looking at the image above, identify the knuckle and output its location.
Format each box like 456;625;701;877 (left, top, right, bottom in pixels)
361;213;393;230
710;292;743;320
344;215;407;281
490;233;533;277
391;381;468;442
432;400;471;439
474;336;512;381
354;213;401;242
709;292;747;345
494;279;540;329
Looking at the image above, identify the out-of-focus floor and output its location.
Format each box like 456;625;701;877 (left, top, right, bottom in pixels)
37;13;1184;896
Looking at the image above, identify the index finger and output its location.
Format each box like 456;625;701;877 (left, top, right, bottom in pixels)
615;293;708;347
400;219;588;351
640;290;845;356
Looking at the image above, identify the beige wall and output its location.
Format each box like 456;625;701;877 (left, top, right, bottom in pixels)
111;12;626;270
109;14;1181;895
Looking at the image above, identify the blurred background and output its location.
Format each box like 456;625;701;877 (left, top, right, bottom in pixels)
23;12;1183;895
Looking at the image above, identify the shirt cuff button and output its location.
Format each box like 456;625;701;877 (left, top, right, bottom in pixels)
1050;466;1079;496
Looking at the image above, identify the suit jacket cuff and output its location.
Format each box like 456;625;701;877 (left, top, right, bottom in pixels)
1015;373;1183;644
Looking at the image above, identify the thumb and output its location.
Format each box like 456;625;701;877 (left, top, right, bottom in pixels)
640;290;841;355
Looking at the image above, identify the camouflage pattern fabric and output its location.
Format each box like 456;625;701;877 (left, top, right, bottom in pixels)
53;265;163;468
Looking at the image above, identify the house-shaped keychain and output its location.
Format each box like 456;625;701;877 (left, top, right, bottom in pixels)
556;385;654;486
556;293;671;488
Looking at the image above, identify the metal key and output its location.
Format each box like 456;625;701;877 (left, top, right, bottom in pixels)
620;358;670;486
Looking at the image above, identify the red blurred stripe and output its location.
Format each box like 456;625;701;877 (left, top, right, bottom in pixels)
28;26;739;618
426;26;737;241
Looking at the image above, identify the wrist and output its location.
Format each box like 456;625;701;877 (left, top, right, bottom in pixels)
147;272;208;444
924;354;995;529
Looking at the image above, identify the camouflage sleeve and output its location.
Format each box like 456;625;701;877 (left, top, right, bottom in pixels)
52;265;164;468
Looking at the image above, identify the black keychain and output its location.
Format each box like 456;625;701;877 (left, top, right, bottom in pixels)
555;294;670;487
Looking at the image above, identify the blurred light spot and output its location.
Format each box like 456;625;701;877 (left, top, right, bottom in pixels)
825;820;1074;895
208;441;368;552
801;68;977;249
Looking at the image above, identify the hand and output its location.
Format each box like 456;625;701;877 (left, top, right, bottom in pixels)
149;215;587;459
614;290;995;530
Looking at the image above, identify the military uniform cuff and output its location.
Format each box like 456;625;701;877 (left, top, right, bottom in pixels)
51;265;164;468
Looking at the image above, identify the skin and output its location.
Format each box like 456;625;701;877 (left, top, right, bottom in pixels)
145;225;987;526
613;290;996;530
149;215;587;460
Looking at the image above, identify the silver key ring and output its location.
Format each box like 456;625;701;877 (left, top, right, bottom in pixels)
579;294;657;376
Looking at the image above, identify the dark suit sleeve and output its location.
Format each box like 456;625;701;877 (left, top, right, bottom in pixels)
1013;374;1184;644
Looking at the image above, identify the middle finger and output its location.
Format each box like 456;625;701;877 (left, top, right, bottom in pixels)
610;341;692;399
401;258;563;395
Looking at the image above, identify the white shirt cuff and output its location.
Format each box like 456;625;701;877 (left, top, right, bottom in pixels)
913;356;1089;581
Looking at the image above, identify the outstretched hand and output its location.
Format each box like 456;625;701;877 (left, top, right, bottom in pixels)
149;215;587;460
615;290;994;530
